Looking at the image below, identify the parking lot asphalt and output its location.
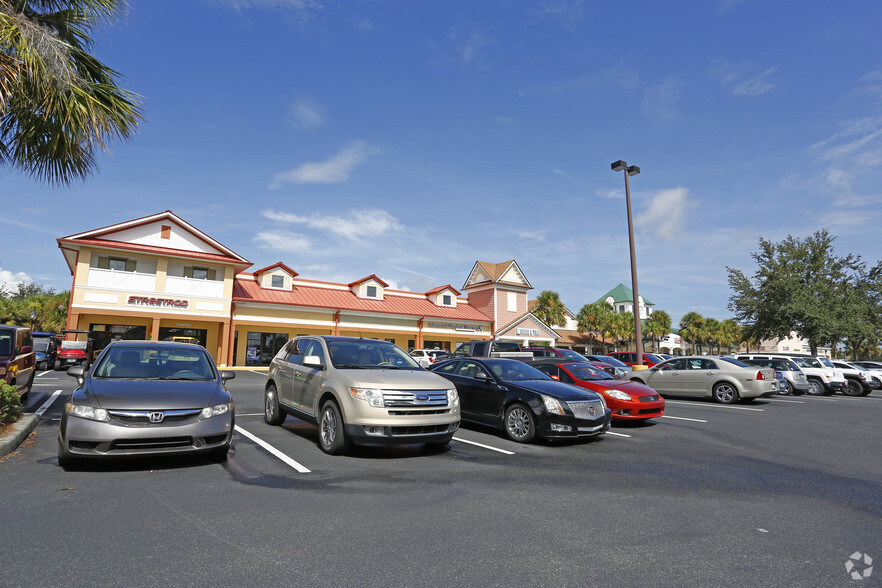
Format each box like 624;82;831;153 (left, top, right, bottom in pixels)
2;368;880;586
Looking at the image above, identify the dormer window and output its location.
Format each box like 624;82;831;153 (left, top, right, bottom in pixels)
442;294;452;306
366;285;378;298
271;275;284;288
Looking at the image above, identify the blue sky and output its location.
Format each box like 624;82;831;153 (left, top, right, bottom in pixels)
3;0;882;326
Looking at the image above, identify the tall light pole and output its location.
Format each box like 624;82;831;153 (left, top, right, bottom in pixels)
610;160;645;368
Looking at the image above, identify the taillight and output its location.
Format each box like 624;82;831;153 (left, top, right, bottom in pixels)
429;357;435;364
756;371;766;380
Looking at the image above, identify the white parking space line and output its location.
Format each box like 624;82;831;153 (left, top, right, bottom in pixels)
452;437;515;455
237;413;264;417
660;415;708;423
234;425;311;473
248;370;268;376
35;390;64;416
665;400;764;412
765;398;805;404
606;431;632;438
38;370;54;376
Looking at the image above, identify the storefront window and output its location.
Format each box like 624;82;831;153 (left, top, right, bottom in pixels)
90;324;147;353
246;332;289;365
158;327;207;347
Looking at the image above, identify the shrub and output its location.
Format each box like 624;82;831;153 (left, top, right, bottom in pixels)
0;382;23;426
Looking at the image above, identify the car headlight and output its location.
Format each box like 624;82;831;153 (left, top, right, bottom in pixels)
541;395;565;415
606;389;632;401
199;402;233;420
65;403;109;422
350;387;385;408
447;388;459;407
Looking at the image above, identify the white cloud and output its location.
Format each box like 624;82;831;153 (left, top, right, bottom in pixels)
261;208;404;241
286;95;327;131
635;186;693;241
450;30;491;69
642;77;682;121
269;141;376;189
708;59;776;97
252;231;312;254
0;268;33;293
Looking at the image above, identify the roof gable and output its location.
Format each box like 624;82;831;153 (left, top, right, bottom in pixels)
463;260;532;290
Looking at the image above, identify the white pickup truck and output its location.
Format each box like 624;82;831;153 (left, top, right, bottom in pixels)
453;340;534;360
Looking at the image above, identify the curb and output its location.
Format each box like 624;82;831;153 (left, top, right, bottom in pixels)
0;413;40;458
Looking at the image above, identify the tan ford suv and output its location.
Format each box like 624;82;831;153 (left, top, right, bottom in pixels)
264;336;460;454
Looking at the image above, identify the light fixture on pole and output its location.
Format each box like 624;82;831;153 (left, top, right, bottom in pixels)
610;160;645;368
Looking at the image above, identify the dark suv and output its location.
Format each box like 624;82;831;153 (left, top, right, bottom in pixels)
0;325;36;396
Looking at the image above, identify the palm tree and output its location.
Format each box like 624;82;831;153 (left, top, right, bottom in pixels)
613;311;635;351
679;312;705;354
576;301;615;353
644;309;672;353
719;319;741;354
703;317;721;354
1;0;143;185
532;290;566;328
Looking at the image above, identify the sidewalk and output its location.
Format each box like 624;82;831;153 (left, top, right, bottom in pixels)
0;414;40;458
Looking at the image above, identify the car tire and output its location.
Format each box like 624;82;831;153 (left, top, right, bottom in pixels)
780;381;793;396
263;383;285;425
712;382;740;404
843;379;864;397
53;359;61;370
318;400;351;455
807;378;824;396
504;403;537;443
38;361;48;371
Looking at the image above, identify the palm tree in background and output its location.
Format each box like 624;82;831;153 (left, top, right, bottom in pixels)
679;311;705;354
532;290;566;328
719;319;741;354
703;317;721;354
1;0;142;185
577;301;615;353
644;309;672;352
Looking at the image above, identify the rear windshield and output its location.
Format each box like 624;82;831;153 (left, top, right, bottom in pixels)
491;342;522;353
721;357;750;368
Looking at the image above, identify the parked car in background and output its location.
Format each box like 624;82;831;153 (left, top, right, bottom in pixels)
430;357;611;443
0;325;35;397
831;360;877;396
529;358;664;421
628;356;777;404
850;361;882;389
453;340;533;359
582;354;633;378
264;336;460;454
523;347;589;361
409;349;450;368
32;332;59;371
57;340;236;467
57;338;95;369
739;357;810;396
608;351;665;367
734;353;844;396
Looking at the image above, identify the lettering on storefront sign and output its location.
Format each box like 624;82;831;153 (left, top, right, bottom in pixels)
516;328;541;337
127;296;189;309
426;322;483;332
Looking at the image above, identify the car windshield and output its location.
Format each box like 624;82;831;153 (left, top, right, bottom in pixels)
595;355;628;368
567;363;616;381
61;340;87;350
484;359;551;382
557;349;585;361
94;346;216;380
328;340;420;369
644;353;665;363
33;339;51;352
819;357;835;368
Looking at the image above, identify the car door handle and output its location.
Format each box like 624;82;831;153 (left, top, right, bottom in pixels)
707;372;716;376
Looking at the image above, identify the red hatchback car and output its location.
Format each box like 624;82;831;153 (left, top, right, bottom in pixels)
530;359;665;421
607;351;665;367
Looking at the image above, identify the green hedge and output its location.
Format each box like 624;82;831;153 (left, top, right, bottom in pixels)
0;382;23;426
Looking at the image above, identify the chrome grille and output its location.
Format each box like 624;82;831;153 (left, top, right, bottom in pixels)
383;390;449;408
567;400;605;419
108;409;201;426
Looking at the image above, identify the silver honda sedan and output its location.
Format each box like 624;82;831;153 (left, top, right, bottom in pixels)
58;340;236;467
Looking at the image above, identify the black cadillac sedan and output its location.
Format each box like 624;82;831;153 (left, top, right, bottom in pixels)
430;357;611;443
58;340;236;467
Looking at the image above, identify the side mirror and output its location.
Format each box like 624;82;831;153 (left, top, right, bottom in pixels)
303;355;324;369
474;370;492;382
67;365;85;386
220;370;236;384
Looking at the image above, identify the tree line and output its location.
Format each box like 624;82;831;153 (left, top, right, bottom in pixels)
0;283;69;333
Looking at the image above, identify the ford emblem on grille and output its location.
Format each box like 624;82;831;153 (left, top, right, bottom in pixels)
588;406;596;416
149;412;164;423
415;394;430;402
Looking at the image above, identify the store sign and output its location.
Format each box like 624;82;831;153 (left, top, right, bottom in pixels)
427;322;483;333
127;296;189;309
516;328;541;337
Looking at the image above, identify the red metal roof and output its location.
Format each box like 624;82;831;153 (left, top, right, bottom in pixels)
233;277;491;322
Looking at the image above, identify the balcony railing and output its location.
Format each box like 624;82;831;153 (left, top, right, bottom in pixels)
87;268;156;291
165;275;225;298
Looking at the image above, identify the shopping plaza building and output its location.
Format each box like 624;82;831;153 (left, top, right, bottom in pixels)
58;211;573;366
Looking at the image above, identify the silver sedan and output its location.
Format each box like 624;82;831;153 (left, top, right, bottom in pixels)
627;356;777;404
